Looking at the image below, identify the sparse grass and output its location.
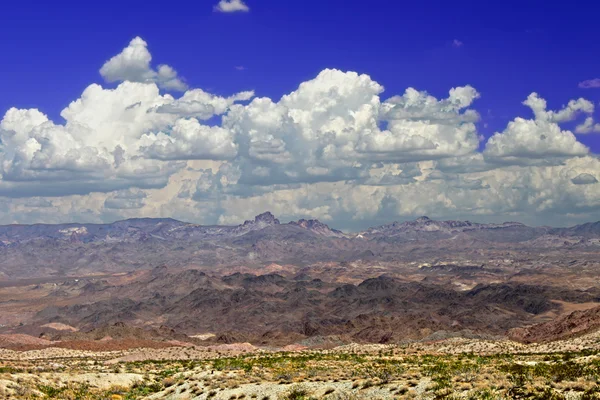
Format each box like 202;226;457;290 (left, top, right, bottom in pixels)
282;385;311;399
3;346;600;399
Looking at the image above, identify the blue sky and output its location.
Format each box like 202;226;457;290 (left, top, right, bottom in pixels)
1;0;600;228
3;0;600;149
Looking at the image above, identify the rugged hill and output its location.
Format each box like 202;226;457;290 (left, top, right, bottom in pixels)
30;269;600;344
360;216;547;243
551;221;600;238
508;306;600;343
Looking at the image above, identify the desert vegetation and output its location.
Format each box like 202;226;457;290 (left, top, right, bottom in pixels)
3;343;600;399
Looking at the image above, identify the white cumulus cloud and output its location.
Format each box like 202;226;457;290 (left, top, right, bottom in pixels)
140;118;238;161
220;69;482;189
2;36;600;229
576;117;600;134
523;93;594;123
214;0;249;13
484;93;590;165
100;37;187;91
153;89;254;119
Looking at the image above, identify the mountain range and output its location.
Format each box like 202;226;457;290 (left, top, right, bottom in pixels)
2;212;600;346
1;212;600;280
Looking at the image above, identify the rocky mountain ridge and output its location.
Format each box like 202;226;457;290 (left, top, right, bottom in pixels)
0;212;599;280
0;212;339;244
1;212;599;245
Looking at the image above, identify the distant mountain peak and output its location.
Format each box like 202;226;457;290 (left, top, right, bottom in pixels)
293;218;327;229
243;212;280;227
288;218;344;237
416;216;432;222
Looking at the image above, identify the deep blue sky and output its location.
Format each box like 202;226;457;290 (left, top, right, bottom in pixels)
2;0;600;150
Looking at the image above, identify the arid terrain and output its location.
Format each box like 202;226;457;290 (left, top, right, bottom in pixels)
4;336;600;399
2;213;600;398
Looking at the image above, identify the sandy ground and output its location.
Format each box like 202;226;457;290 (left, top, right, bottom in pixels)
2;328;600;363
2;331;600;398
148;377;416;400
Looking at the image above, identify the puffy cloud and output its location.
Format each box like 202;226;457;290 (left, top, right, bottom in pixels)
425;170;490;190
484;93;590;165
572;173;598;185
434;154;492;174
576;117;600;134
372;85;480;160
214;0;249;12
2;36;600;229
0;64;484;201
140;118;238;161
0;81;185;196
222;69;383;185
0;82;246;196
362;163;422;186
59;81;177;149
579;78;600;89
484;118;588;164
153;89;254;119
100;37;187;91
344;156;600;228
2;154;600;229
104;189;147;209
168;152;600;230
221;69;481;190
522;93;594;123
0;35;262;199
22;198;53;208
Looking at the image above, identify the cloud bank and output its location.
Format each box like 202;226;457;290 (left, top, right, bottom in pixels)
1;37;600;229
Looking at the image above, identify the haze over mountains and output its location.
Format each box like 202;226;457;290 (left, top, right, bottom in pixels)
1;212;600;280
